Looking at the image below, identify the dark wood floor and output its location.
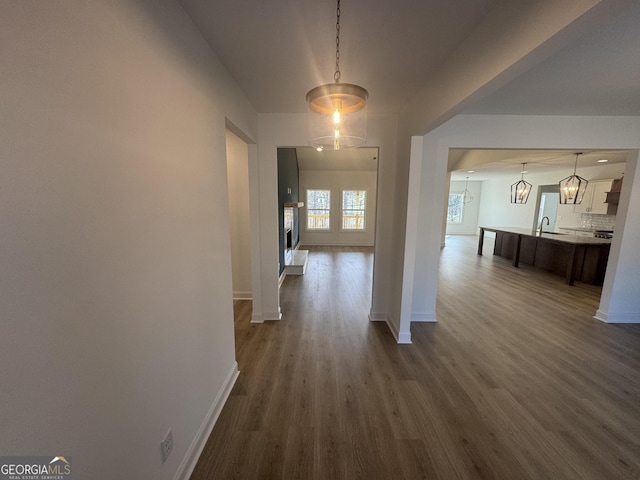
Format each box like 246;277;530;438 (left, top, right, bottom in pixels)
190;238;640;479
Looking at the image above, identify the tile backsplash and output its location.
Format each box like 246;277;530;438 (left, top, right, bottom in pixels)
580;213;616;230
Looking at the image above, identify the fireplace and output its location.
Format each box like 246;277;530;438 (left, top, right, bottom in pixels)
282;202;308;275
284;207;294;265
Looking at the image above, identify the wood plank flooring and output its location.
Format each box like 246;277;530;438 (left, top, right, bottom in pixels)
190;239;640;479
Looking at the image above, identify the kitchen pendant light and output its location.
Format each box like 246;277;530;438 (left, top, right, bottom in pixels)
559;153;588;204
510;162;532;204
463;177;474;204
306;0;368;150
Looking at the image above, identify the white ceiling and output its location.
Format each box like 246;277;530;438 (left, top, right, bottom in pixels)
464;2;640;116
179;0;497;113
179;1;640;176
179;0;640;117
449;149;629;181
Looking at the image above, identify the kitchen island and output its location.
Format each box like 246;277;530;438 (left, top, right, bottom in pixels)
478;226;611;286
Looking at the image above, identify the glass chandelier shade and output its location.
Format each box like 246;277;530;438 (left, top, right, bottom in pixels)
306;83;368;150
559;153;589;204
510;163;532;204
306;0;368;150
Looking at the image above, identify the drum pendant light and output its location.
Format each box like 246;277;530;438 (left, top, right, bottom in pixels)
306;0;368;150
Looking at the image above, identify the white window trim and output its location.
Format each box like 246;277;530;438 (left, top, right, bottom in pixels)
306;188;332;232
340;189;367;232
447;191;465;224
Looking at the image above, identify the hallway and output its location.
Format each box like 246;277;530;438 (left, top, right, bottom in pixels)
191;241;640;479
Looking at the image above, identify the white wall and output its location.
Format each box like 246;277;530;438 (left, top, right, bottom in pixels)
226;130;252;299
299;170;377;246
477;163;626;231
0;2;256;479
445;180;482;235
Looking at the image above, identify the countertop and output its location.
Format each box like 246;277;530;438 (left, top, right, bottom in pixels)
558;226;596;232
479;226;612;245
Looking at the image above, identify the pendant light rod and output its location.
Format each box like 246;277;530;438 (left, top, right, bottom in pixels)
334;0;341;82
571;151;581;174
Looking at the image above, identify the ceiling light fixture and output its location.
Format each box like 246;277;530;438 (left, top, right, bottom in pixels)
306;0;368;150
510;162;532;204
559;153;588;204
597;159;609;163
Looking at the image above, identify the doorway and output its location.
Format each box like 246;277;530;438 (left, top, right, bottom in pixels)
278;146;380;318
533;184;560;231
226;129;252;301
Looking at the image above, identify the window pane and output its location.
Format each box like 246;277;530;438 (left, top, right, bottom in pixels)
342;190;366;230
447;193;463;224
307;189;330;230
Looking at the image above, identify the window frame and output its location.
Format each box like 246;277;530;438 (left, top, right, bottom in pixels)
447;192;465;224
340;189;367;231
306;188;332;231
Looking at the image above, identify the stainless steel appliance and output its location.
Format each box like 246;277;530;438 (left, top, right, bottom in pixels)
594;230;613;239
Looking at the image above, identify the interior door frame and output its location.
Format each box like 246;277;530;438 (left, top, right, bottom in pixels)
532;184;560;231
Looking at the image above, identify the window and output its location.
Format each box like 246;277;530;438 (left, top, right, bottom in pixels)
307;189;331;230
447;193;464;224
342;190;366;230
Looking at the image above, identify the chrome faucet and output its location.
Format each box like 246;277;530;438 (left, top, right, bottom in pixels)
539;216;550;236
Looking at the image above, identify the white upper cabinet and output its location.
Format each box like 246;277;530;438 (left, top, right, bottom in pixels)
574;179;613;214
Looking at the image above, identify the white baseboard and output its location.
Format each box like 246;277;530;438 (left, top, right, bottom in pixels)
411;313;437;322
370;311;412;344
368;310;387;322
249;307;283;322
299;241;375;247
397;329;412;344
174;361;239;480
263;310;282;321
595;310;640;323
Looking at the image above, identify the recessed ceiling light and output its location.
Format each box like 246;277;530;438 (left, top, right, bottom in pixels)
467;170;474;173
316;146;323;152
597;159;608;163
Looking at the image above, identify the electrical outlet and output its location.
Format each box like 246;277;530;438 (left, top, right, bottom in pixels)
160;429;174;463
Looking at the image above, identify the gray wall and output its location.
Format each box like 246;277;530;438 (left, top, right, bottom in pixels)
1;2;256;479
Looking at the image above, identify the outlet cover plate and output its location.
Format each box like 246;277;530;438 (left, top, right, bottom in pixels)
160;429;173;463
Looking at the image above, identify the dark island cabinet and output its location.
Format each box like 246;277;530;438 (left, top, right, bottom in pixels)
479;227;611;286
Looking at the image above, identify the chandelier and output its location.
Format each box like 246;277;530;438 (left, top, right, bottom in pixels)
559;153;588;204
306;0;368;150
462;177;474;204
510;163;532;204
